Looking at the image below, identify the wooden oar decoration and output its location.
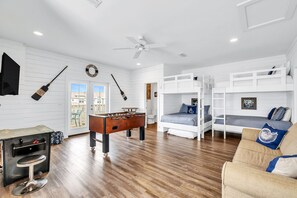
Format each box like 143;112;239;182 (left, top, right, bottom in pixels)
111;74;127;101
31;66;68;101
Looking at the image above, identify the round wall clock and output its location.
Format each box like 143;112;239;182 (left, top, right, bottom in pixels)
85;64;99;77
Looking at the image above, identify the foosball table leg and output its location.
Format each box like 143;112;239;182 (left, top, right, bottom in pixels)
126;129;131;139
139;126;145;143
90;131;96;152
102;134;109;157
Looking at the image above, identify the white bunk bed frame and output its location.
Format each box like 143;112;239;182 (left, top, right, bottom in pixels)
212;67;294;139
159;73;213;141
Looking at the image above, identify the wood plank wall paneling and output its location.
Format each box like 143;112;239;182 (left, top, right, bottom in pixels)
0;39;133;136
0;128;241;198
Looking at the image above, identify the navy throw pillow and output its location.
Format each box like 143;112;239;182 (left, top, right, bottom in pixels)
256;123;287;150
271;107;286;121
187;106;197;114
179;103;188;113
267;107;276;120
268;66;276;75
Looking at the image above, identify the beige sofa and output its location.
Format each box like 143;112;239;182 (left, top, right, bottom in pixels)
222;123;297;198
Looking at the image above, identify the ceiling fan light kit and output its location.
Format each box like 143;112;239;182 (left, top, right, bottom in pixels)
113;36;165;59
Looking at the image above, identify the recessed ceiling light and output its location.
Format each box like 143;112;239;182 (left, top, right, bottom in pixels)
230;38;238;43
136;63;141;66
33;31;43;36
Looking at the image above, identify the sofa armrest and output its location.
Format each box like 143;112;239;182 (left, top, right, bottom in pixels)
222;162;297;198
241;128;260;141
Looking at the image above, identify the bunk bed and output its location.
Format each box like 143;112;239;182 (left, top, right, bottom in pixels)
212;67;294;139
159;73;213;141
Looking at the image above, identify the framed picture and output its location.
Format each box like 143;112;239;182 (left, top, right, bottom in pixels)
191;98;198;106
241;97;257;110
146;84;151;100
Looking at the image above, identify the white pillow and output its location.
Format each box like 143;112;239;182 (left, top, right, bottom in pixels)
282;108;291;122
266;155;297;178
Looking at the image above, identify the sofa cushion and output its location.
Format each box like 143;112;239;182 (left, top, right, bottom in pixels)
256;123;287;150
266;155;297;178
233;140;281;170
280;123;297;155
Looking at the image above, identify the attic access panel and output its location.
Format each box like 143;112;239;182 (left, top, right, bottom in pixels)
237;0;297;30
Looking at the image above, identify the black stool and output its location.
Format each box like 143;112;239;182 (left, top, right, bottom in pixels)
12;155;47;196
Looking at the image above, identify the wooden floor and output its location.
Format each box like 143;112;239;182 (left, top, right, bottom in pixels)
0;129;240;198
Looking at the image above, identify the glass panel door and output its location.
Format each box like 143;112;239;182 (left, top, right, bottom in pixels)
92;84;106;114
70;83;87;129
68;82;109;136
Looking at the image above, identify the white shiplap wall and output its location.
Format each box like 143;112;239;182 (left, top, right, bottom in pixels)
181;55;291;117
287;36;297;122
130;64;164;131
0;38;132;137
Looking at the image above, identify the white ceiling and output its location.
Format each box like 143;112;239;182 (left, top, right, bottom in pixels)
0;0;297;69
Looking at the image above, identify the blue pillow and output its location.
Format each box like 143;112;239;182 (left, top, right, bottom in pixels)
267;107;276;120
256;123;287;150
187;106;196;114
271;107;286;121
204;105;210;115
179;103;188;113
266;155;297;178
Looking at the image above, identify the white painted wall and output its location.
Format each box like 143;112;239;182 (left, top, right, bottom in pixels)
0;38;132;137
163;64;183;76
130;64;164;131
287;37;297;77
182;55;291;117
287;37;297;122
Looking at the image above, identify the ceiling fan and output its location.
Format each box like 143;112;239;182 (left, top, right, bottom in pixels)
113;36;165;59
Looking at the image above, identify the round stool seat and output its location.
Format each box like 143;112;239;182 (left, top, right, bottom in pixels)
17;155;46;167
12;155;47;196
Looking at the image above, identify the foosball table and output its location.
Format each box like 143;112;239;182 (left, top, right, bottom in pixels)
89;112;145;157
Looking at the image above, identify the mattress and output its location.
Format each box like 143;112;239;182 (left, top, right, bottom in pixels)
214;115;292;131
161;113;212;126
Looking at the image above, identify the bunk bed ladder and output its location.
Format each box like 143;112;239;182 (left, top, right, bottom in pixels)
196;80;206;141
212;89;226;139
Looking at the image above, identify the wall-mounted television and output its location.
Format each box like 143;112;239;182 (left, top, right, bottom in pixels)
0;53;20;96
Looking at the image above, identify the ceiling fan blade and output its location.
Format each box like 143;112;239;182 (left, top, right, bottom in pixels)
126;36;139;44
133;50;142;59
113;47;135;50
146;43;166;49
87;0;102;8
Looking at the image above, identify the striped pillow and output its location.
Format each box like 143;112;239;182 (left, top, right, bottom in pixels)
271;107;286;121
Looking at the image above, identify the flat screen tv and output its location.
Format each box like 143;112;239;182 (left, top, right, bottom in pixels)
0;53;20;96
